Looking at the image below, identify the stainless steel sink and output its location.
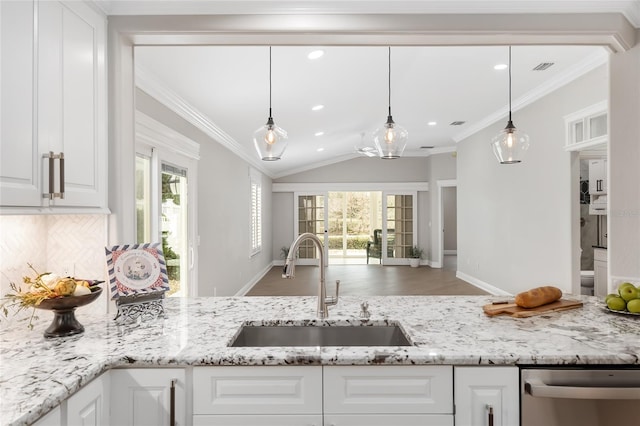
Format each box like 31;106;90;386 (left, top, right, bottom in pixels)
229;324;412;347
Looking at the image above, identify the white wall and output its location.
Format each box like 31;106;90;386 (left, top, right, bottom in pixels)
609;40;640;288
457;65;607;295
136;89;273;296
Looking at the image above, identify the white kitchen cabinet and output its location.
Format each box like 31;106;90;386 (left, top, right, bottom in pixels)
33;405;62;426
0;0;40;207
192;366;322;422
324;365;453;425
594;248;608;297
454;366;519;426
110;368;186;426
588;159;607;195
0;0;107;211
67;372;110;426
193;415;323;426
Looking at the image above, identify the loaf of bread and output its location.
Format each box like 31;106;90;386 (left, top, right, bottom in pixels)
515;286;562;308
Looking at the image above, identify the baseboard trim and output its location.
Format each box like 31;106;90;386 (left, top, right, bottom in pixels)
443;250;457;255
235;262;274;296
428;260;443;268
456;271;512;296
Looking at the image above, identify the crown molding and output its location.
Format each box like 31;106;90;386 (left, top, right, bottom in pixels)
453;49;609;143
134;65;274;178
135;111;200;160
97;1;640;28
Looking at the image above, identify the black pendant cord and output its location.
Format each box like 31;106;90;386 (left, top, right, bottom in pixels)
268;46;273;119
508;46;512;123
388;46;392;117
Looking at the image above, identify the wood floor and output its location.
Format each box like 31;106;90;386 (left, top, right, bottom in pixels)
246;262;488;297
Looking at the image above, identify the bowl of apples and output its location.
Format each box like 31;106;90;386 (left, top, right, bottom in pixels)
604;282;640;316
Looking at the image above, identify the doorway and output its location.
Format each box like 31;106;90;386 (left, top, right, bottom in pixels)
442;186;458;271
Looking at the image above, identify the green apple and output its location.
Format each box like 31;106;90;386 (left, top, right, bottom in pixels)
618;284;638;302
605;293;619;303
607;296;627;311
627;299;640;313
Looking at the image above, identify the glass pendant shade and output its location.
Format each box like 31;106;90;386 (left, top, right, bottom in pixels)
491;120;530;164
253;114;288;161
373;114;408;159
254;46;287;161
375;47;407;159
492;46;529;164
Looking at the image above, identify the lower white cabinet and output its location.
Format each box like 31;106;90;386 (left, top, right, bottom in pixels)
193;415;323;425
593;248;608;297
454;366;519;426
324;414;453;426
33;405;62;426
67;372;110;426
110;368;185;426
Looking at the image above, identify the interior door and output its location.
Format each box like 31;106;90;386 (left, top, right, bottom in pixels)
382;192;417;265
294;192;328;266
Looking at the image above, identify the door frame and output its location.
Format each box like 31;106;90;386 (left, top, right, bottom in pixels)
293;191;329;266
135;112;200;297
436;179;457;269
382;190;418;265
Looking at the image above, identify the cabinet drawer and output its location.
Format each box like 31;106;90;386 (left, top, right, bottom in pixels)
193;414;322;425
323;365;453;414
193;366;322;415
324;414;454;426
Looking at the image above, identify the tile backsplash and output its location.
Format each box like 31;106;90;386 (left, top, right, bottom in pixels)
0;214;109;326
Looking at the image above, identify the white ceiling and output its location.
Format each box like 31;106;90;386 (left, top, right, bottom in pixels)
123;0;636;177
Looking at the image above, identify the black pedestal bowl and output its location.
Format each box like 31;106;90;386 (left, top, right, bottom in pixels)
36;286;103;338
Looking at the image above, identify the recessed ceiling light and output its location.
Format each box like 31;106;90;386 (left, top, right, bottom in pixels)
314;131;324;137
427;121;437;126
311;104;324;111
494;63;508;70
308;50;324;60
317;147;325;152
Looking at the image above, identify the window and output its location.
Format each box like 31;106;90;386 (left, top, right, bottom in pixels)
250;168;262;256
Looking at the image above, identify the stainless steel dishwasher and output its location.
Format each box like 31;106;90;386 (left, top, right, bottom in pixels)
521;368;640;426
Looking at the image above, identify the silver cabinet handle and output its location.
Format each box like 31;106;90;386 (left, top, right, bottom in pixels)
525;379;640;399
42;151;65;200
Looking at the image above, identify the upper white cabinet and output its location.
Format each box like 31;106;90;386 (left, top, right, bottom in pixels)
0;0;107;211
454;366;519;426
564;101;608;151
588;159;607;195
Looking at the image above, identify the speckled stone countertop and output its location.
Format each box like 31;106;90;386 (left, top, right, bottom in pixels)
1;295;640;425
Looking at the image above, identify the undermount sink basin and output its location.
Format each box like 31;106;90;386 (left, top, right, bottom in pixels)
229;324;412;347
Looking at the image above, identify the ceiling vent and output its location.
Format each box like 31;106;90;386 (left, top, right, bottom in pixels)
420;145;435;149
450;121;466;126
533;62;554;71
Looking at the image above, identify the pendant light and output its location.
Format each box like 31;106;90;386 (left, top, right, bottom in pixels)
373;47;408;159
491;46;530;164
253;47;288;161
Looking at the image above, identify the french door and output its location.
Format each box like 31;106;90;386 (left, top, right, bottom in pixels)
294;192;328;266
135;146;198;296
382;191;417;265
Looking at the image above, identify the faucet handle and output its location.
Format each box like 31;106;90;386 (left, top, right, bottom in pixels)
325;280;340;306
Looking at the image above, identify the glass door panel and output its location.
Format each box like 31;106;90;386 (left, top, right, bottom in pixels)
161;163;188;297
383;193;416;264
295;193;327;265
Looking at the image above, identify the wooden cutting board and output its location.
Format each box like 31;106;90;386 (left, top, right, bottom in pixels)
483;299;583;318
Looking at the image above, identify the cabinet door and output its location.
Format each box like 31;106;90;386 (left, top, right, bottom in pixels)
324;414;453;426
67;372;110;426
38;0;107;208
324;365;453;415
33;405;62;426
193;414;323;426
0;0;41;207
594;260;608;297
588;160;606;194
110;368;185;426
454;366;519;426
193;366;322;415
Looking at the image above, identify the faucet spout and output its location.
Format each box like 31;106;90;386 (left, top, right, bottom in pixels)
282;232;338;319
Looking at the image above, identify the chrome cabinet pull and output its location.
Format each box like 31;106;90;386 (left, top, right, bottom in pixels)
42;151;65;200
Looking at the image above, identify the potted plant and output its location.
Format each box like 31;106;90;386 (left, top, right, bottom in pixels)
408;246;423;268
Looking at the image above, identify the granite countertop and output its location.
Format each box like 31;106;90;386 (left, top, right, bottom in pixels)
2;295;640;425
